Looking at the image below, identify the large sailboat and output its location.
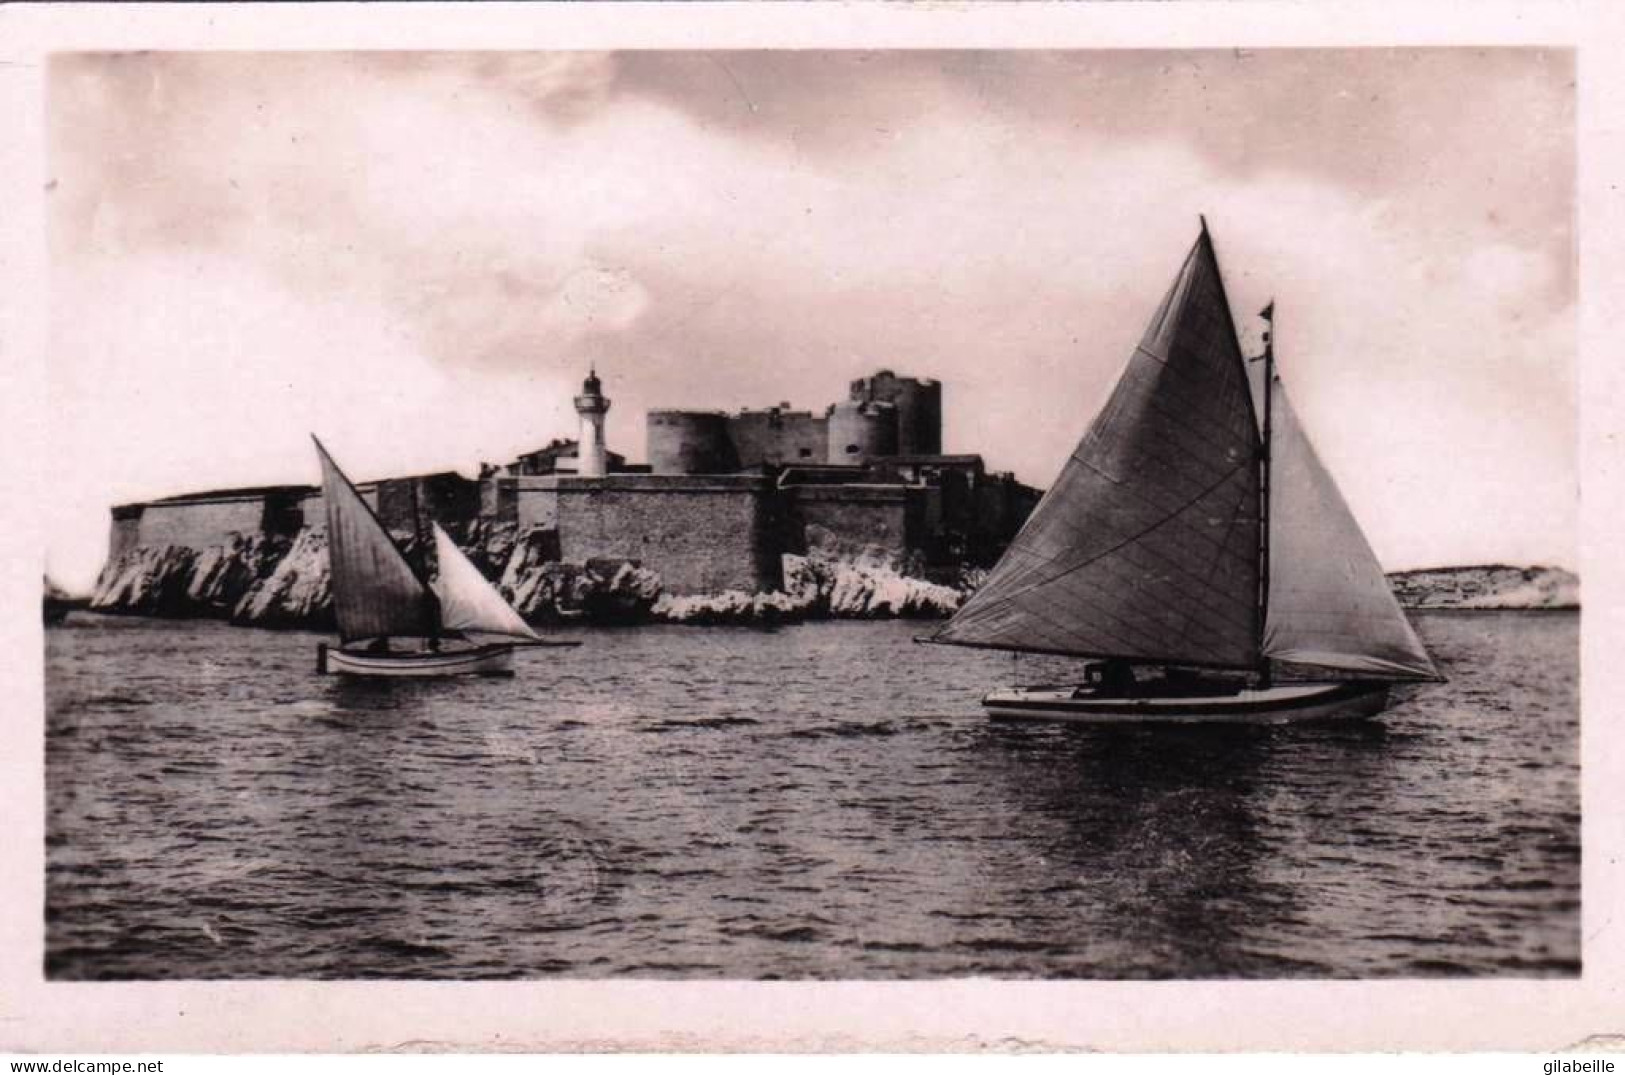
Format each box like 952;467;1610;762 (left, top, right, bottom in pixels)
313;436;579;677
924;220;1441;724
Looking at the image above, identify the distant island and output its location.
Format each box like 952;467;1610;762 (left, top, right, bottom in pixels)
1387;564;1579;611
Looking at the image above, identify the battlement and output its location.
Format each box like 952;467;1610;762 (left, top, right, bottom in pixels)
647;369;942;475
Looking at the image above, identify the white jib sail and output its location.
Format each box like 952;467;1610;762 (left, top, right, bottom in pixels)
431;523;542;641
1263;385;1440;680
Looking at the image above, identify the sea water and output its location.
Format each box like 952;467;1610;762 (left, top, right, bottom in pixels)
44;611;1579;978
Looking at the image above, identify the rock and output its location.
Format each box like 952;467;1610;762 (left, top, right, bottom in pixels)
821;559;962;618
652;588;816;625
92;532;300;622
93;535;277;618
577;560;664;623
92;544;198;616
464;518;520;579
232;528;334;628
500;529;568;619
771;553;963;619
499;533;663;623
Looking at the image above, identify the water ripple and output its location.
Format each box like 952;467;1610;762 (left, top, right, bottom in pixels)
44;612;1578;979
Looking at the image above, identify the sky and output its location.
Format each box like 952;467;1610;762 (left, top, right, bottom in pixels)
45;49;1575;591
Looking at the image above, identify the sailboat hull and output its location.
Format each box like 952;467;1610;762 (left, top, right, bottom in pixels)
983;680;1390;725
318;642;515;678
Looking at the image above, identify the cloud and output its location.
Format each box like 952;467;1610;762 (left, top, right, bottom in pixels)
45;50;1575;589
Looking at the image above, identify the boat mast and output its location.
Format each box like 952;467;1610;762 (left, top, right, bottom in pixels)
1200;215;1273;682
409;478;443;641
1257;300;1276;688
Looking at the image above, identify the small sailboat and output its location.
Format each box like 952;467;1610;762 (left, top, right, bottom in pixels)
923;220;1441;724
313;436;579;677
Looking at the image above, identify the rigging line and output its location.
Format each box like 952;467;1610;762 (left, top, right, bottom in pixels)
1158;476;1260;653
980;580;1239;666
1045;442;1253;566
1090;353;1256;453
1020;520;1259;638
960;459;1256;619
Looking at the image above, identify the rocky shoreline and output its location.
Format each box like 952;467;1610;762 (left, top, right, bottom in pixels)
87;523;974;629
83;525;1579;629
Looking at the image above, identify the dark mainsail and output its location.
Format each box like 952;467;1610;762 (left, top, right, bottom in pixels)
929;226;1264;668
931;223;1441;684
314;437;438;644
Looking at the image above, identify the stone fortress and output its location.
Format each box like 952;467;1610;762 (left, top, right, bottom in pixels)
101;370;1042;612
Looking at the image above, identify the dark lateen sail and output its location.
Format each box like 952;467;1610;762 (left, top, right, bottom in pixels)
314;437;438;644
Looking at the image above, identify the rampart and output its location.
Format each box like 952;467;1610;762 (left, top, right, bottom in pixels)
111;485;315;555
520;474;779;594
782;483;923;565
109;473;487;557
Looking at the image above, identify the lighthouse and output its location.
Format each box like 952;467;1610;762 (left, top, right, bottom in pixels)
574;367;611;478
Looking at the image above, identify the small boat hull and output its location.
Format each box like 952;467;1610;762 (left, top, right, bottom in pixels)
317;642;515;678
983;680;1391;725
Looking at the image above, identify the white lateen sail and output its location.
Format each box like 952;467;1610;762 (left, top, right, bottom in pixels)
432;523;544;641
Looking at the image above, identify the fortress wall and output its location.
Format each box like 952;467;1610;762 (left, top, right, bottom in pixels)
729;410;827;467
538;474;778;594
422;474;482;527
968;477;1042;564
373;473;481;531
294;487;380;534
784;484;920;562
373;481;414;529
297;492;328;532
107;510;144;563
514;479;560;530
647;411;738;475
135;497;270;548
262;490;308;538
482;476;519;523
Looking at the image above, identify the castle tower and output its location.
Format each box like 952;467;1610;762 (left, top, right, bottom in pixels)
849;370;942;456
574;367;611;478
826;399;898;465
